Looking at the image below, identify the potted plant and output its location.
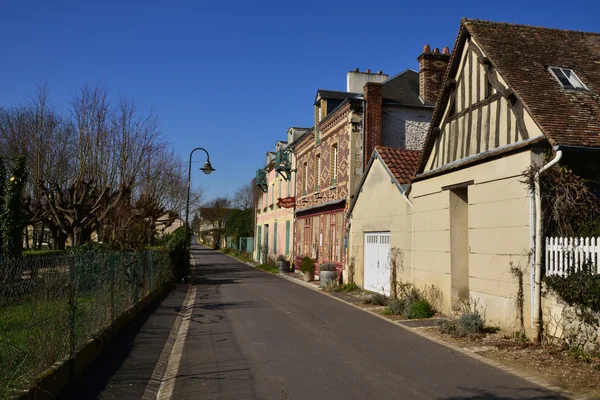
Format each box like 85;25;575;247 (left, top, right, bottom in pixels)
299;256;315;282
319;262;338;288
276;254;289;273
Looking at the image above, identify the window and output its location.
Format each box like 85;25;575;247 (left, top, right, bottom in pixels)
549;67;587;90
315;154;321;192
303;162;308;195
331;144;338;186
278;180;282;203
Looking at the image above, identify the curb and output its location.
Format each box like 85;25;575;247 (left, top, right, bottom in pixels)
19;283;174;400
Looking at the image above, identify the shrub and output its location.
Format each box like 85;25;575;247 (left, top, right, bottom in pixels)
438;312;485;339
459;312;484;335
386;298;406;316
334;282;359;293
438;319;460;335
408;299;435;319
68;241;109;253
323;280;338;292
380;308;393;316
319;262;337;272
277;254;285;261
370;293;388;306
299;257;315;275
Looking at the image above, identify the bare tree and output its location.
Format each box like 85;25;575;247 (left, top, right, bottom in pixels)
232;182;254;210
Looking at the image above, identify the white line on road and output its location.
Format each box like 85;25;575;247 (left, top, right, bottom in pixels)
141;285;196;400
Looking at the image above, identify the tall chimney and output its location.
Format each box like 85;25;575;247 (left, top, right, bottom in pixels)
418;44;451;105
363;82;383;168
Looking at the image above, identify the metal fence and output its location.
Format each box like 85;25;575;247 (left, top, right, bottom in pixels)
545;237;600;276
224;237;254;253
0;251;172;399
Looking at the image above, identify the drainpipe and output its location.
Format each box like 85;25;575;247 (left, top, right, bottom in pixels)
533;146;562;344
402;191;415;284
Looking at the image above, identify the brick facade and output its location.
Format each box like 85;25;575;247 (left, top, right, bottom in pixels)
294;101;362;273
363;82;383;167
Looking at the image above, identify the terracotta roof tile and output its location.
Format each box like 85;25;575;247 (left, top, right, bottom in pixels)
375;146;422;185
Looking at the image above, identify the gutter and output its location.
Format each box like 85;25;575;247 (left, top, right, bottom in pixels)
402;191;415;285
532;146;562;344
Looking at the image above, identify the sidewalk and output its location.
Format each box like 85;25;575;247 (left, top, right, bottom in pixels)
57;285;189;400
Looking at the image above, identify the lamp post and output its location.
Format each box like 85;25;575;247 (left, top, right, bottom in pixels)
184;147;215;281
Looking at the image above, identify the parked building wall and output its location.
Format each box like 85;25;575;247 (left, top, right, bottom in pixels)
409;150;534;334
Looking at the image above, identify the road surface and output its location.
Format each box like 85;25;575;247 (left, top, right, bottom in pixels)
59;241;565;400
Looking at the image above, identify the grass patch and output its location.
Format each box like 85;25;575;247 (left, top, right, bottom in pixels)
380;308;393;316
256;264;279;274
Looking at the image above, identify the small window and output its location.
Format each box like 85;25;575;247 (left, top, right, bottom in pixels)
315;154;321;192
549;67;587;90
331;144;338;186
303;163;308;195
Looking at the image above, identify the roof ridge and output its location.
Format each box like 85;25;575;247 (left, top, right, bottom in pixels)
464;18;600;37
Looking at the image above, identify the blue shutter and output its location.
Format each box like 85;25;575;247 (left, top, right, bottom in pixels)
273;223;278;254
285;221;290;255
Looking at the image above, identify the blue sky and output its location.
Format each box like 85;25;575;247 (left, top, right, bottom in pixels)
1;0;598;201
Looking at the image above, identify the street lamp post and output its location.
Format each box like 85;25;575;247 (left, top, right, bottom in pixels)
184;147;215;281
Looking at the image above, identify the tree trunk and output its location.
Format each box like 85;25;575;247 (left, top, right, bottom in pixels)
24;226;30;250
37;226;44;249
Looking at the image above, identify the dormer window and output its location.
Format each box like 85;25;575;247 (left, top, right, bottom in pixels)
549;67;587;90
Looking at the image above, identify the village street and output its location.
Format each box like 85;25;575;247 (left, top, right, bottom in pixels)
58;240;565;400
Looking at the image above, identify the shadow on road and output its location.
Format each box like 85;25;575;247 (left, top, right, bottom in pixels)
438;386;569;399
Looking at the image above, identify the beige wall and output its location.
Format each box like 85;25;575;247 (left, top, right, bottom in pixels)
348;158;412;287
411;150;535;334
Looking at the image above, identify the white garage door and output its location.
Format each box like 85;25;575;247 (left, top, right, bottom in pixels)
364;232;391;295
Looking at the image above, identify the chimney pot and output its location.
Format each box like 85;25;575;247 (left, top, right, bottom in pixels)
442;46;450;55
423;44;431;53
433;48;440;54
354;68;359;72
366;69;371;73
377;70;383;75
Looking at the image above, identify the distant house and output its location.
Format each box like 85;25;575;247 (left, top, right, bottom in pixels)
155;211;183;236
198;207;236;233
255;128;307;263
348;18;600;338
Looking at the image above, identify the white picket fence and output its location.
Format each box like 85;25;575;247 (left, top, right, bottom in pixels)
545;237;600;276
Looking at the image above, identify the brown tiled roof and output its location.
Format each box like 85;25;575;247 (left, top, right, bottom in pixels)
417;19;600;176
465;19;600;148
375;146;422;185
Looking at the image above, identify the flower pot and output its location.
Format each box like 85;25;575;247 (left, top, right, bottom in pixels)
319;270;338;288
303;271;313;282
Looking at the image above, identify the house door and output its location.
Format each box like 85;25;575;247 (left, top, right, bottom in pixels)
364;232;391;295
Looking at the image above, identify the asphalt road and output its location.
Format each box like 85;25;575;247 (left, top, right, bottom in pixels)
59;241;566;400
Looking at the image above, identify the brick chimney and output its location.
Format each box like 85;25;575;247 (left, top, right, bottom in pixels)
418;45;451;105
363;82;383;167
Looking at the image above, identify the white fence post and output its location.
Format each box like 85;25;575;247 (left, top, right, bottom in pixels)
545;236;600;277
